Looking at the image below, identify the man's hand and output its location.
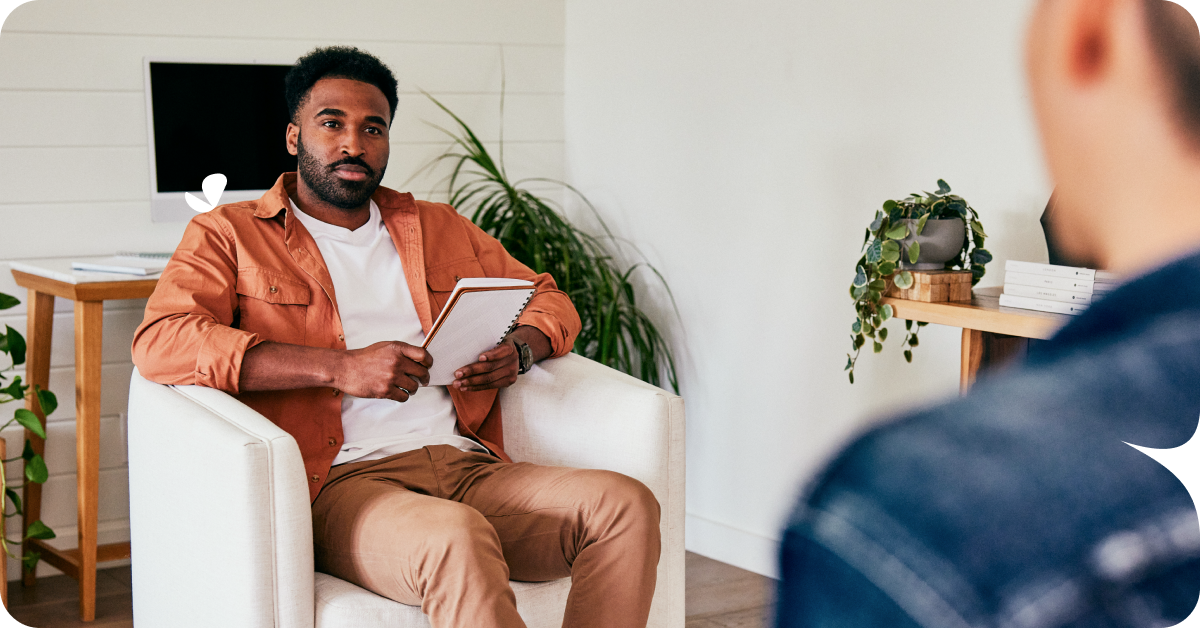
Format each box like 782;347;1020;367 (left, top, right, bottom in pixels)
452;325;552;392
453;341;520;392
337;341;432;402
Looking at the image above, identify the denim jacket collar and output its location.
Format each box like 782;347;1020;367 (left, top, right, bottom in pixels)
1030;248;1200;366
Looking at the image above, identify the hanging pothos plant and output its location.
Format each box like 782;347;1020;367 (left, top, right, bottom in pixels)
0;291;57;571
845;180;992;383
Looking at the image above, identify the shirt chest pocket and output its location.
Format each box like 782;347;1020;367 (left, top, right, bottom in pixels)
235;269;311;345
426;258;486;316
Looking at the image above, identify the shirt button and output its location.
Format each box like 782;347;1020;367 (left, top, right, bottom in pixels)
310;474;320;483
338;334;344;341
332;388;341;397
269;286;278;294
328;437;337;446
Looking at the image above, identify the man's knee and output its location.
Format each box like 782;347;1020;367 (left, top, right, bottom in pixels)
592;471;661;538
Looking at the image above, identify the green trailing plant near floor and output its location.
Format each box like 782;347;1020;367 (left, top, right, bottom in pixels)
420;95;680;393
845;180;992;383
0;291;57;571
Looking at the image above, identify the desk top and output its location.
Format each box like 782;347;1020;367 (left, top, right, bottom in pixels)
882;286;1068;340
9;258;159;302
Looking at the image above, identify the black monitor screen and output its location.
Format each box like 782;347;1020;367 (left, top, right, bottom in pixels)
149;62;297;193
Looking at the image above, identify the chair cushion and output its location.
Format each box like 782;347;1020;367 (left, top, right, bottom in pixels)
314;573;572;628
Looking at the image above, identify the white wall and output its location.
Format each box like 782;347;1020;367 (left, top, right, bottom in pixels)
0;0;565;582
564;0;1052;577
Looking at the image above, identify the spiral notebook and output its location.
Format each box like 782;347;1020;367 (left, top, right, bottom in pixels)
422;278;536;385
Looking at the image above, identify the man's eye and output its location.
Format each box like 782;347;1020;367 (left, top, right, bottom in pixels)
366;127;383;135
322;120;339;128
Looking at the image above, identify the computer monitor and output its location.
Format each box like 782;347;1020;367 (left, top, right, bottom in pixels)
144;58;297;222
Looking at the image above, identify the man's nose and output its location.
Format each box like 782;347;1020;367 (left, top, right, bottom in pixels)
340;130;365;156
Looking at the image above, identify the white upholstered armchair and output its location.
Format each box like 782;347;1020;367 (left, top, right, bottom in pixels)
126;353;685;628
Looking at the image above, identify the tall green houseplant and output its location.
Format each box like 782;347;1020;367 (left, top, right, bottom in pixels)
423;97;679;393
0;291;57;571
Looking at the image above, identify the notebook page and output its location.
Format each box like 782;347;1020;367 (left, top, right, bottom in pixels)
424;285;536;385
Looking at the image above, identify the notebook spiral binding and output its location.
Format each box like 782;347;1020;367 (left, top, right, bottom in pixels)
499;290;536;343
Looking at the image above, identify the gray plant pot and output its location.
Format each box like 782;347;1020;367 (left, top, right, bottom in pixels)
899;217;965;270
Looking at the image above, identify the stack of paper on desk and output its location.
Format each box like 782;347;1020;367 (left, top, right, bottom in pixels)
999;260;1120;316
71;255;169;276
423;278;536;385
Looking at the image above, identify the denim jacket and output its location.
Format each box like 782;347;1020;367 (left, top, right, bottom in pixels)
777;251;1200;628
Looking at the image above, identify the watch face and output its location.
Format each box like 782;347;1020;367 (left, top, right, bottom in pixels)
517;341;532;373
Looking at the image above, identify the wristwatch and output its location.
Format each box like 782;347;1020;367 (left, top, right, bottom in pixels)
513;339;533;375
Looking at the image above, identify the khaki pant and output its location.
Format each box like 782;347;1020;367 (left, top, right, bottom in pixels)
311;445;661;628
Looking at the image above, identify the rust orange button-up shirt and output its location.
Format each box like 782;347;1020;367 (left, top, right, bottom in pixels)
132;174;581;501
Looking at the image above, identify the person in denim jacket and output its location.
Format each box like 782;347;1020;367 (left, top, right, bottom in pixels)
778;2;1200;626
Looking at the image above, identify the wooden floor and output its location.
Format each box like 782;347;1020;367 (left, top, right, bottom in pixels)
2;552;775;627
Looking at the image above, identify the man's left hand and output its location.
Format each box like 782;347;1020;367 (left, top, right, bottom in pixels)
452;325;551;392
452;341;520;392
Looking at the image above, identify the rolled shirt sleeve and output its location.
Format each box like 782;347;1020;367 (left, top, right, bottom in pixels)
131;213;264;394
457;214;582;358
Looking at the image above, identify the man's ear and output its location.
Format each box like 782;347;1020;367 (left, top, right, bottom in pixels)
286;122;299;157
1063;0;1120;84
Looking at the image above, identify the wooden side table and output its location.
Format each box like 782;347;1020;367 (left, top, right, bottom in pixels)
882;286;1069;392
9;259;158;621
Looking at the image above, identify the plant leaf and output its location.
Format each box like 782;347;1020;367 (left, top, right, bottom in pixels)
881;304;894;321
908;241;921;265
873;341;883;354
894;271;914;290
916;214;929;236
885;224;909;240
35;387;57;416
904;350;913;363
971;220;988;238
866;240;883;263
0;293;18;310
877;261;896;276
853;268;868;287
0;375;23;400
879;328;889;341
14;409;45;439
909;335;921;347
22;439;34;462
5;325;25;366
852;320;862;334
6;488;22;515
25;454;48;484
24;520;55;540
937;179;951;194
21;550;40;571
972;248;994;265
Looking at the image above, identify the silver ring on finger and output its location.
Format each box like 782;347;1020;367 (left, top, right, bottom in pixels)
396;385;412;396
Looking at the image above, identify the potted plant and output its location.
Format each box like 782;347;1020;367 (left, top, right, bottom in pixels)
0;291;57;573
845;180;992;383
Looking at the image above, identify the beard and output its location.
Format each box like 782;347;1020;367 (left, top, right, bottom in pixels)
296;132;387;210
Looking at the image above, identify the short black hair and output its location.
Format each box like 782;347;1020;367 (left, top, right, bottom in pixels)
1145;0;1200;144
284;46;399;125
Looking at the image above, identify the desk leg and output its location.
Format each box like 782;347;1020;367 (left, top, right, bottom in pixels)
961;330;1032;394
75;300;103;622
21;290;54;588
960;329;984;394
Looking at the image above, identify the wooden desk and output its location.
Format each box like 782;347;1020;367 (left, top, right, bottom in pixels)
9;259;158;622
882;286;1069;392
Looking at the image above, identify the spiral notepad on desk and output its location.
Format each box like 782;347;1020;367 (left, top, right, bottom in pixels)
422;278;536;385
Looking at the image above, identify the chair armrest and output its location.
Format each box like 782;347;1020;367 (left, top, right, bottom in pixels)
500;353;686;627
127;368;315;628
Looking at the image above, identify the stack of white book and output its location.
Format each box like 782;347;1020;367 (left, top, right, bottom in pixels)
1000;260;1119;316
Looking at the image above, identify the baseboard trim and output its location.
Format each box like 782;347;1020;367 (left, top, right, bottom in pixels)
686;513;780;579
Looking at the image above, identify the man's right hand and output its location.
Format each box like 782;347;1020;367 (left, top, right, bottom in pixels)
336;341;432;402
238;340;431;402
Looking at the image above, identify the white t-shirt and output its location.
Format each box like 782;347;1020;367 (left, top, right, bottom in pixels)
289;199;488;465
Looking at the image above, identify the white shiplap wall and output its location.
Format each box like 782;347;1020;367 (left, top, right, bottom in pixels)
0;0;565;581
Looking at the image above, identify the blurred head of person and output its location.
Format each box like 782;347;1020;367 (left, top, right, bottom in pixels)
1026;0;1200;273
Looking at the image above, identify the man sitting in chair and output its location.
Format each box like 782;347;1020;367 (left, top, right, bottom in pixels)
132;46;660;628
